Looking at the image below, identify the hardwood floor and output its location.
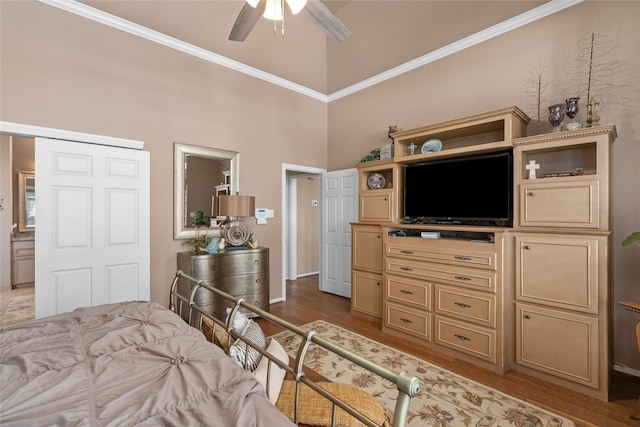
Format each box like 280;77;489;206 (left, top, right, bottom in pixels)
261;276;640;427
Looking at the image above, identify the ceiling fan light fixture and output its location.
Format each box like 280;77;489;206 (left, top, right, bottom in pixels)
263;0;283;21
285;0;307;15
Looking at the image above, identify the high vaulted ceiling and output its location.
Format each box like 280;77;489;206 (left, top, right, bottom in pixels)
76;1;564;97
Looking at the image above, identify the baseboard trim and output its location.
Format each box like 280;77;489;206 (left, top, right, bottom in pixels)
613;362;640;378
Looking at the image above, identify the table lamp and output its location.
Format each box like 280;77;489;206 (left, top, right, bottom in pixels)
218;194;255;248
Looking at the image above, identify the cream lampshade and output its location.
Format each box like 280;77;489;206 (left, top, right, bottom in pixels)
218;195;256;247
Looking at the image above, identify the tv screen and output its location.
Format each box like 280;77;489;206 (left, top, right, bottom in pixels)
403;150;513;226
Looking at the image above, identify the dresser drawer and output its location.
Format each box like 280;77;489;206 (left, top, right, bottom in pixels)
384;302;432;341
519;179;599;228
435;316;496;363
216;273;267;295
213;291;269;319
386;243;496;271
435;285;496;328
386;259;496;292
214;251;268;276
385;275;432;310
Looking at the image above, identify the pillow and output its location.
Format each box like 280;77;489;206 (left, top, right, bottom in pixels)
201;316;231;351
253;339;289;403
226;307;249;333
228;319;267;371
276;381;392;427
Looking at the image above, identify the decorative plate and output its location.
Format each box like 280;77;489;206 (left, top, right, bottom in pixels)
367;172;386;189
421;138;443;153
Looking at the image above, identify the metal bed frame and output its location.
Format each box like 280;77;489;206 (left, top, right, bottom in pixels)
169;271;420;427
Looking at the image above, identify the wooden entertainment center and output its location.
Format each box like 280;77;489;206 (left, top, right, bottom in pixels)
351;106;616;401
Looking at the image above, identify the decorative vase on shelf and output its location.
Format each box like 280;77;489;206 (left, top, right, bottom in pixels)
587;98;601;127
565;97;580;120
561;97;583;131
548;103;565;132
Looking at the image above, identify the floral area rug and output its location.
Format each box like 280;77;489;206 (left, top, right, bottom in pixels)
270;320;575;427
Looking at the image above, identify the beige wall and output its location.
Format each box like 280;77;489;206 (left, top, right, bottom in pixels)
327;2;640;370
295;175;320;275
1;1;638;370
0;1;327;307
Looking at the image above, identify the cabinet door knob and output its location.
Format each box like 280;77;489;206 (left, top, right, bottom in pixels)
524;314;531;319
255;278;261;284
376;281;381;286
253;259;259;265
527;191;534;196
523;245;530;250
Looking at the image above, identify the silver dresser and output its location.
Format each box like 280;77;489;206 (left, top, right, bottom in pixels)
176;247;269;321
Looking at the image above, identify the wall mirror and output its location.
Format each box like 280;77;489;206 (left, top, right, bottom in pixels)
174;143;239;239
17;171;35;233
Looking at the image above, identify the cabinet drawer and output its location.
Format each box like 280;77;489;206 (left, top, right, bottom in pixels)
352;270;383;318
385;302;431;341
386;259;496;292
516;303;598;388
434;316;496;363
385;275;431;310
435;285;495;328
216;273;268;295
360;191;393;222
519;179;599;228
386;244;496;271
515;234;601;314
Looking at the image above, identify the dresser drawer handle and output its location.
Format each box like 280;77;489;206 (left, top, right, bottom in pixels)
400;250;414;255
454;256;472;261
454;275;471;281
253;259;259;265
255;278;261;284
400;318;413;324
400;290;413;295
400;267;413;272
253;301;260;306
454;302;471;308
454;334;471;341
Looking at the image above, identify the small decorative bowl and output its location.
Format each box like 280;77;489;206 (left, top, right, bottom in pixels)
562;122;583;131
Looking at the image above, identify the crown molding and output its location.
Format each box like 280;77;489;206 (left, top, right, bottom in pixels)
38;0;581;104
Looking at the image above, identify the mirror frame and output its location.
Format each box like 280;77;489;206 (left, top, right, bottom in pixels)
173;143;239;239
17;170;36;233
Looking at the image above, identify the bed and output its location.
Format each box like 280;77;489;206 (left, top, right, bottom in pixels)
0;271;419;427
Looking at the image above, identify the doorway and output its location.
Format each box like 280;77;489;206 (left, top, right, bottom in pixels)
281;164;324;301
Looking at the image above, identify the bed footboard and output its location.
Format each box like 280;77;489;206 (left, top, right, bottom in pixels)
169;271;420;427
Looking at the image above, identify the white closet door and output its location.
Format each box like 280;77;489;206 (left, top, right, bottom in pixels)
320;168;357;298
35;138;150;318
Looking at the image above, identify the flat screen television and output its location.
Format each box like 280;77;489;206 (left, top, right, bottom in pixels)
403;149;513;226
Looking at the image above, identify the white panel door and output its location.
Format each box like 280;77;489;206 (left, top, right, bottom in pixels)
320;168;357;297
35;138;150;318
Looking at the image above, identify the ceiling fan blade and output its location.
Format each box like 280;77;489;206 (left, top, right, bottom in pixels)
229;0;266;42
302;0;351;42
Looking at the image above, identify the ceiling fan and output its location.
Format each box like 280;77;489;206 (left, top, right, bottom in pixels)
229;0;351;42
